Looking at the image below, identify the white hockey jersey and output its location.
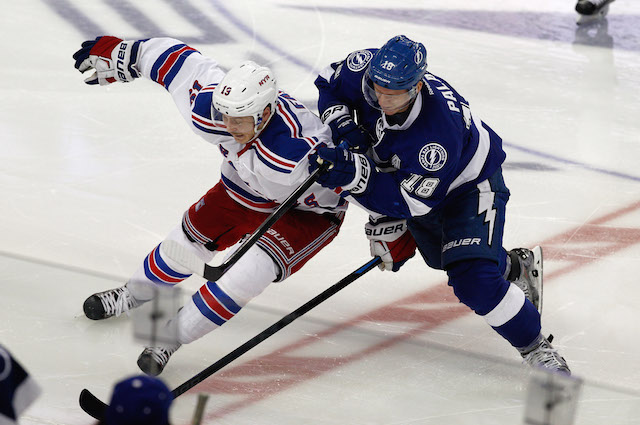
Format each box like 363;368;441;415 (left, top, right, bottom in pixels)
136;38;347;214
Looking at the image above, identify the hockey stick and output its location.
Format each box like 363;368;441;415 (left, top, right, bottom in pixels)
169;161;329;282
191;393;209;425
79;256;382;420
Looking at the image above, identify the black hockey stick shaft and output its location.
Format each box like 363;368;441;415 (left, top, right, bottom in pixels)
203;161;329;282
79;257;381;420
172;256;381;397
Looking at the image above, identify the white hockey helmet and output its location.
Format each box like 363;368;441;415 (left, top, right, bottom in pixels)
211;61;278;136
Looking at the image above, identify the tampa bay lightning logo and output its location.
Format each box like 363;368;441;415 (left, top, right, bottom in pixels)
414;50;424;65
375;118;385;142
347;50;373;72
418;143;447;171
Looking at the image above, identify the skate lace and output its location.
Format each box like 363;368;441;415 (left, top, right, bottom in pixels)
98;287;137;317
147;346;178;366
522;343;567;371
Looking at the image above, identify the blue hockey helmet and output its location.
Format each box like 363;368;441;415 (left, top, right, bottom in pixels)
363;35;428;112
368;35;427;91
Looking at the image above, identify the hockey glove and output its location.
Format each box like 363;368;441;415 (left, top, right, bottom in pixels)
321;105;374;153
365;217;417;272
308;146;373;194
73;36;141;85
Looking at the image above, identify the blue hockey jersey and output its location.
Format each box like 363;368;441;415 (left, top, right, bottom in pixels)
315;49;506;219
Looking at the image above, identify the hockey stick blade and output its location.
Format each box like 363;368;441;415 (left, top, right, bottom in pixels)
79;388;108;420
78;256;381;419
160;240;206;277
162;240;214;280
78;163;331;420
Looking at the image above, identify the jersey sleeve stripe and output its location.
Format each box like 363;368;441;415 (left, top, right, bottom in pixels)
254;154;293;174
150;44;198;89
191;113;227;129
221;174;279;211
277;99;318;148
446;120;490;195
304;136;320;148
193;120;232;136
192;113;230;136
276;102;301;138
253;139;297;173
400;189;432;216
200;85;218;92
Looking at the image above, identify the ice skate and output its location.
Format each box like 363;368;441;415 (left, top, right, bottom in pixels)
519;334;571;375
137;343;181;376
507;246;543;315
576;0;615;25
83;285;141;320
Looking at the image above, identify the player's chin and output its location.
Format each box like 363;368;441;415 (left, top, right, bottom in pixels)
380;104;401;115
381;108;397;116
232;134;252;144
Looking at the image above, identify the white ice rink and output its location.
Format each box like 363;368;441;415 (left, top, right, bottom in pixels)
1;0;640;424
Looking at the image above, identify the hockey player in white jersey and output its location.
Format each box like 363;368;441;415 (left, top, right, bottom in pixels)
309;35;570;374
73;36;347;375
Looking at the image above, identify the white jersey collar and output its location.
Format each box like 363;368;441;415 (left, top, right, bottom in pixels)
381;92;423;131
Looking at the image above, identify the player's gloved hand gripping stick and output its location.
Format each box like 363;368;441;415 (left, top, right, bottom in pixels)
169;160;330;282
79;161;344;419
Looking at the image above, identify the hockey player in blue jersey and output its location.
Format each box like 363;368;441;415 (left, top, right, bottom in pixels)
309;35;570;374
73;36;347;375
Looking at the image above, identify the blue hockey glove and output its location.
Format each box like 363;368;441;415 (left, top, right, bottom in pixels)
321;105;374;153
365;216;417;272
331;116;375;153
73;36;141;85
308;147;373;194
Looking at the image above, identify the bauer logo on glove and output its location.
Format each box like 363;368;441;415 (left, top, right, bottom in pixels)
73;36;141;85
365;217;417;272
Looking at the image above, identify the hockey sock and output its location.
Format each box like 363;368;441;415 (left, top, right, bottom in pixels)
128;226;215;301
178;246;278;344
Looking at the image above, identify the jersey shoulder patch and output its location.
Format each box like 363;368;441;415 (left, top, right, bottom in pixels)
346;49;374;72
418;142;448;172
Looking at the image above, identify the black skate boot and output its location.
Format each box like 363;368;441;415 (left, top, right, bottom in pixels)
83;285;141;320
576;0;615;24
506;246;543;314
137;343;181;376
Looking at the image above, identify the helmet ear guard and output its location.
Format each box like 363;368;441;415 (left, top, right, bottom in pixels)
211;61;278;137
362;35;428;110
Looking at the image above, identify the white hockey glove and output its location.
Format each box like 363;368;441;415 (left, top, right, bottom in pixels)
73;36;142;85
365;217;417;272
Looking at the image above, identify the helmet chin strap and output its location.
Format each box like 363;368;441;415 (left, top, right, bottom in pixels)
249;103;276;142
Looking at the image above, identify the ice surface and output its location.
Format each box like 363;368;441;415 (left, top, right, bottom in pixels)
1;1;639;423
